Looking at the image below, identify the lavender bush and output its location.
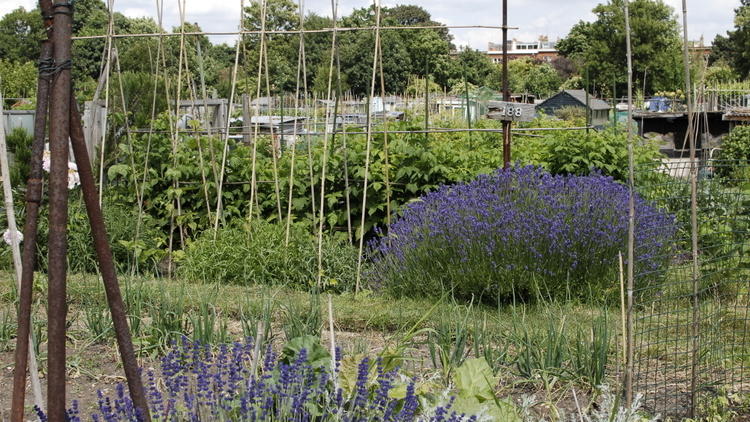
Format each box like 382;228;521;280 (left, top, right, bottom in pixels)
367;166;675;302
46;337;481;421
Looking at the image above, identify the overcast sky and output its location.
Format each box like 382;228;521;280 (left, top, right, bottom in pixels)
1;0;740;50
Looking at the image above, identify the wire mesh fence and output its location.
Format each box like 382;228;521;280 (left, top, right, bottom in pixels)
631;154;750;418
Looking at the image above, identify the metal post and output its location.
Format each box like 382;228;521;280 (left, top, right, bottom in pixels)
585;67;590;135
624;0;635;409
11;3;54;417
69;97;152;421
424;59;429;141
501;0;511;168
46;0;74;419
462;58;473;147
681;0;700;417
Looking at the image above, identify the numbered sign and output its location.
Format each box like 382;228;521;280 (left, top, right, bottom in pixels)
486;101;536;122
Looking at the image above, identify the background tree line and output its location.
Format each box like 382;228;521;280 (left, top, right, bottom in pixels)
2;0;748;108
0;0;568;105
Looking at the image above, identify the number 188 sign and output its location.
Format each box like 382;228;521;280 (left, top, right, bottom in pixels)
486;101;536;123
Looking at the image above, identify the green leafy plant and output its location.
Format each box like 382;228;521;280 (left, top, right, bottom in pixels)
716;125;750;182
451;358;521;421
181;220;358;291
5;127;33;187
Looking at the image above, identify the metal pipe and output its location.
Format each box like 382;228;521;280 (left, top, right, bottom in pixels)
10;5;54;416
69;98;152;421
46;0;74;419
501;0;511;168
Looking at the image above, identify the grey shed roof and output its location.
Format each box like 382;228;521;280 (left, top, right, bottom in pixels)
561;89;611;110
538;89;611;111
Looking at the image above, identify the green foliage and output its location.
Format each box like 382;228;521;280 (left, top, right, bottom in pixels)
716;126;750;181
181;221;359;291
515;123;664;182
0;7;44;64
510;311;612;386
557;0;683;94
711;1;750;79
0;305;15;351
282;334;331;368
508;58;562;98
82;304;113;343
553;105;587;121
428;304;473;379
451;358;521;421
281;293;322;340
32;196;166;275
702;62;740;85
189;303;229;345
0;60;37;99
5;127;33;186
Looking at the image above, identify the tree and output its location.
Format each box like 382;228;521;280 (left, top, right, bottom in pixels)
508;58;562;98
242;0;302;94
0;7;44;63
0;59;37;98
239;1;455;96
557;0;683;95
446;48;500;91
710;1;750;78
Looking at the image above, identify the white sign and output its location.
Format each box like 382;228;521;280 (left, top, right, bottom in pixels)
486;101;536;122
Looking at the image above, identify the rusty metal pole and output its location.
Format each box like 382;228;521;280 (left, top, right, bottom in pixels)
69;97;152;421
501;0;511;168
10;41;53;422
46;0;74;420
11;3;55;419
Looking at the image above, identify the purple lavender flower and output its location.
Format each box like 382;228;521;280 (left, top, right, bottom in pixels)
367;165;675;302
44;338;479;421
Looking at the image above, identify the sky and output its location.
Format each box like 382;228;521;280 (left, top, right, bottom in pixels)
0;0;740;50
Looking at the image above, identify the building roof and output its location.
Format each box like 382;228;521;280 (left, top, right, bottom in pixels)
540;89;611;111
723;108;750;121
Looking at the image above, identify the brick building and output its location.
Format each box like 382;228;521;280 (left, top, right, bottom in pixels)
486;36;559;63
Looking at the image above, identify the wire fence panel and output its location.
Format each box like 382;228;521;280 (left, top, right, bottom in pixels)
632;156;750;419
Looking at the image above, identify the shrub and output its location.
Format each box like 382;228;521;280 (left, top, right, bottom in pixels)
180;220;359;291
716;125;750;182
367;166;675;303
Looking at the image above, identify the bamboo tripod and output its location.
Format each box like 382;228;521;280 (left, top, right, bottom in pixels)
10;1;150;421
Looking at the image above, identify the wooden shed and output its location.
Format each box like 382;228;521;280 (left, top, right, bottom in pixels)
536;89;611;127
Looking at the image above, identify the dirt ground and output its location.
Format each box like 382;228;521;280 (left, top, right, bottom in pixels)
0;342;157;420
